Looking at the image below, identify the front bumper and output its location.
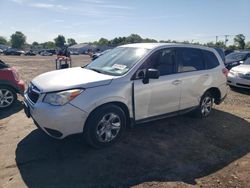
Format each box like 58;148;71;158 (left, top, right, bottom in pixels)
227;74;250;89
24;93;88;139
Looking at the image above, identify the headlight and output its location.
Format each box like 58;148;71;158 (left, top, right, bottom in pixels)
229;70;235;75
11;68;20;81
44;89;83;106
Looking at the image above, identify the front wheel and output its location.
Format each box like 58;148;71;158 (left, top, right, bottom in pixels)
194;92;213;118
84;104;126;148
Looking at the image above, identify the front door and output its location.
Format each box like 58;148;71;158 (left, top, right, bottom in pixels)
133;48;181;121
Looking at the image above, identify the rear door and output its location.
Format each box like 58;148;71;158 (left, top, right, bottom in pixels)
176;47;210;110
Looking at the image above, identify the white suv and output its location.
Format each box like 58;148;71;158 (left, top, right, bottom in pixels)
24;43;228;147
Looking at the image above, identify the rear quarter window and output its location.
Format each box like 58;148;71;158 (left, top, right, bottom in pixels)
0;60;9;69
203;50;220;69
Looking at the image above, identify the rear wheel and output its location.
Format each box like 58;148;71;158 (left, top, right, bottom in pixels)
194;92;213;118
84;104;126;148
0;86;17;109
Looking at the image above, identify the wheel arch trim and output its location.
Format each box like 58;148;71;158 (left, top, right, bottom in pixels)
0;80;20;94
202;87;222;104
83;100;132;132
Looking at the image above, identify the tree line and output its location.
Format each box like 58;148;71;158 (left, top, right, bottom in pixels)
0;32;77;50
0;31;249;51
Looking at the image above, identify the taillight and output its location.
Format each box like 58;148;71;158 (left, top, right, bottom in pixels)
222;68;229;77
11;68;20;81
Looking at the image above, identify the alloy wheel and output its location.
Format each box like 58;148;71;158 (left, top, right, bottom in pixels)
96;113;121;143
0;89;14;108
201;96;212;116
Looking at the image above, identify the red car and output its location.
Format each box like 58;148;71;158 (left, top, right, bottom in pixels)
0;60;25;109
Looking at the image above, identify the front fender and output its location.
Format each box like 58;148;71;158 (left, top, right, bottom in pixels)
70;82;133;118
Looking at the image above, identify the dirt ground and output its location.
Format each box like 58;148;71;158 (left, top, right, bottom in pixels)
0;55;250;188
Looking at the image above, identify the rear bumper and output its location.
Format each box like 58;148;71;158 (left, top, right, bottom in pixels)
17;80;25;95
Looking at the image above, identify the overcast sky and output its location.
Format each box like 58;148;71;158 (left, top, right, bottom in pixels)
0;0;250;44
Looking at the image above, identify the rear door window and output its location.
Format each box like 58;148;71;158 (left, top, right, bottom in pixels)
177;48;205;72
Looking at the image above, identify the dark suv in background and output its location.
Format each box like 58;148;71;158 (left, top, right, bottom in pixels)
225;51;250;70
3;48;22;56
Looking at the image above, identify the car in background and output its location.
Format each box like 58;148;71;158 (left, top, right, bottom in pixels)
92;49;111;60
24;50;36;56
0;49;3;54
224;49;234;56
40;51;53;56
46;49;57;55
227;57;250;89
225;51;250;70
70;51;79;55
18;50;25;55
0;60;25;109
3;48;22;56
38;49;56;55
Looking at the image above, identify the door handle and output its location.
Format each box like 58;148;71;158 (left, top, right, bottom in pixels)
203;74;209;77
172;80;182;85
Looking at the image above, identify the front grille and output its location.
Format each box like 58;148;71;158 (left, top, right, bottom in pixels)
27;84;40;104
236;83;250;88
238;73;250;80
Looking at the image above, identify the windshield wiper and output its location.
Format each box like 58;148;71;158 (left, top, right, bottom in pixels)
81;64;89;68
87;68;102;73
85;67;117;76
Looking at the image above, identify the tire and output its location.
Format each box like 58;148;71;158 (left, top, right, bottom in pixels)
84;104;126;148
229;85;236;90
194;92;213;118
0;85;17;109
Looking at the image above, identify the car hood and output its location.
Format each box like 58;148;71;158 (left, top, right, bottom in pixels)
32;67;115;93
231;64;250;73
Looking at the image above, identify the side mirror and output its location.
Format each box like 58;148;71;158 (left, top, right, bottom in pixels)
146;68;160;79
143;69;160;84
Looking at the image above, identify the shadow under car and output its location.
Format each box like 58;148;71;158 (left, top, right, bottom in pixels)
16;109;250;187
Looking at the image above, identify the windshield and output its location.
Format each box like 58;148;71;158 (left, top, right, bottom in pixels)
226;52;247;61
244;58;250;65
86;47;149;76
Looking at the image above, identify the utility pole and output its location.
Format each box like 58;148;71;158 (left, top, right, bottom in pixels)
224;35;229;46
216;36;218;43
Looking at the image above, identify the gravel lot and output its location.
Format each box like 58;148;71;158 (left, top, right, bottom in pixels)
0;55;250;188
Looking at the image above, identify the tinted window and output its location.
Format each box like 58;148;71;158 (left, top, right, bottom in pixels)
226;52;247;61
244;58;250;65
141;48;176;76
177;48;205;72
0;60;9;69
203;50;220;69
